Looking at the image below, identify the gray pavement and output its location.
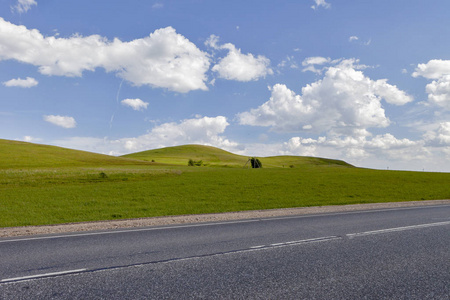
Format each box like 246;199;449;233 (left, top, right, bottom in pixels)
1;204;449;299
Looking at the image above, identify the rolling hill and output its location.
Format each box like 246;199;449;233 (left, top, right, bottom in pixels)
0;139;352;169
0;139;153;169
122;144;354;168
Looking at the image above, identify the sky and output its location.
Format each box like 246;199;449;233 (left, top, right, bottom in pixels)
1;0;450;172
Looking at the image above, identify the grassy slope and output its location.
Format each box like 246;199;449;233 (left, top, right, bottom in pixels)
1;140;449;227
122;144;249;166
122;144;353;168
0;139;154;169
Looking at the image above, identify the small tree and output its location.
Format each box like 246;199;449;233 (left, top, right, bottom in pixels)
188;159;203;166
250;157;262;168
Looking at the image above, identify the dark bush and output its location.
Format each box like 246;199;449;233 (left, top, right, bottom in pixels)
188;159;203;166
250;157;262;168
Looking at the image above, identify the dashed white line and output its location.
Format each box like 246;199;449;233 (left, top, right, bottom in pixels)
251;236;342;250
346;221;450;238
1;269;87;283
250;245;265;249
270;242;285;246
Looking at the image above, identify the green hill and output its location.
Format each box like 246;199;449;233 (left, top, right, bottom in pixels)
0;139;152;169
122;144;248;167
0;140;352;169
122;144;353;168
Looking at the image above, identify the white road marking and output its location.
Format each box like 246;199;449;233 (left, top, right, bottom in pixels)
255;236;342;249
1;204;448;244
0;219;257;243
1;269;86;283
259;204;450;222
250;245;265;249
270;243;285;246
346;221;450;238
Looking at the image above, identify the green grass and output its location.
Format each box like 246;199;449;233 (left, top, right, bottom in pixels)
0;139;449;228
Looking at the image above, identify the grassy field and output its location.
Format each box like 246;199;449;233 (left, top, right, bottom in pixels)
1;139;449;228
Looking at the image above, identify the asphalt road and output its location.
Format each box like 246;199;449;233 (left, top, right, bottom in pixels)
1;204;449;299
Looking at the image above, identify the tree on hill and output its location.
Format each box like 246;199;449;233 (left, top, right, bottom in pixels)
250;157;262;168
188;159;203;166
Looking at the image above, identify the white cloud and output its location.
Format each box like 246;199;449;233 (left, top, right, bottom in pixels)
206;35;273;82
279;133;427;167
3;77;38;88
123;116;236;151
424;122;450;146
425;75;450;109
23;136;33;142
278;56;299;69
152;3;163;9
238;59;413;135
43;115;77;128
412;59;450;79
348;36;371;46
0;18;210;93
12;0;37;13
311;0;331;10
302;56;331;66
413;59;450;110
121;98;149;111
55;116;236;155
302;56;331;74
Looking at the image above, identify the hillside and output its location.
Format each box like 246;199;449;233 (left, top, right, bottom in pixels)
0;139;153;169
122;144;354;168
122;144;248;167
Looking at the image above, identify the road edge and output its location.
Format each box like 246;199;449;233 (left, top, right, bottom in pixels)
2;199;449;238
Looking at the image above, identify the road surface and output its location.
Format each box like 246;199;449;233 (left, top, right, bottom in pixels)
1;204;449;299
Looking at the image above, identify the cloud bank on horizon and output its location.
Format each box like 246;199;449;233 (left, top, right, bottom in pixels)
1;0;450;171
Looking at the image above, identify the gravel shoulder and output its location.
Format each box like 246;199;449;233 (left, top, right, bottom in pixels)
2;199;449;238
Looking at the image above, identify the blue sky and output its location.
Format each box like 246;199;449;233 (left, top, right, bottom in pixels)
1;0;450;171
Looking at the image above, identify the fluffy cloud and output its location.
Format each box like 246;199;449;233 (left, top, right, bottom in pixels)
412;59;450;79
424;122;450;146
238;59;413;135
302;56;331;66
121;98;149;111
55;116;236;155
206;35;273;82
425;76;450;109
413;59;450;109
123;116;236;152
12;0;37;13
349;36;359;42
0;18;210;93
43;115;77;128
279;134;426;166
311;0;331;10
2;77;38;88
302;56;331;74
